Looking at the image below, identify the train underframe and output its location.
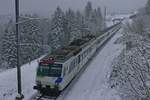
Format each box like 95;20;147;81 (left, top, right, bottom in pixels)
33;85;61;97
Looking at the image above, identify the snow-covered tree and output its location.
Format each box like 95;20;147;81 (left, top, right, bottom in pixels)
96;7;105;32
48;7;66;50
109;15;150;100
84;2;104;35
1;19;17;69
84;1;93;35
19;14;43;64
75;11;85;38
65;8;82;41
85;1;93;18
38;18;52;53
145;0;150;14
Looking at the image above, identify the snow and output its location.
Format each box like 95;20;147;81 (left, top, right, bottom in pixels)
63;29;124;100
106;13;132;27
0;27;123;100
0;59;38;100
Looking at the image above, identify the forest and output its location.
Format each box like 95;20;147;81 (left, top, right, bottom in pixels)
0;1;104;70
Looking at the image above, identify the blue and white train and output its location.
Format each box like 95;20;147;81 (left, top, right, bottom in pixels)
33;23;121;96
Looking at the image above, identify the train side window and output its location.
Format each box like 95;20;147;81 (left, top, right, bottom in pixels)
75;58;78;66
69;59;76;73
81;53;84;60
78;55;81;63
63;67;66;76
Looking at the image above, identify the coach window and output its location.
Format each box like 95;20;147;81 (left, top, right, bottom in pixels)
69;59;76;73
81;53;84;60
63;67;66;76
75;58;78;66
78;55;81;63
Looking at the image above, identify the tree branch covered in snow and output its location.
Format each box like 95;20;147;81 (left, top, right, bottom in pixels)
109;8;150;100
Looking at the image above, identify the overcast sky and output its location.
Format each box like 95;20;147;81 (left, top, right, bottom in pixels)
0;0;147;15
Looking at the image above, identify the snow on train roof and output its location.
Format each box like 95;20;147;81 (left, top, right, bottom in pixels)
42;35;95;63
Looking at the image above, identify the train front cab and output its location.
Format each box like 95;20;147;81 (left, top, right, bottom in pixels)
34;60;64;95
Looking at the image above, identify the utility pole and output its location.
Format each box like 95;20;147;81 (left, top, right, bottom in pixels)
14;2;50;99
15;0;24;100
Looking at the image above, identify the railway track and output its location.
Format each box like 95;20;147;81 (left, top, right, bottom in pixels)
29;92;56;100
29;23;122;100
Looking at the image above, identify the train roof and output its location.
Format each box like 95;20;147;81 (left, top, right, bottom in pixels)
42;35;95;63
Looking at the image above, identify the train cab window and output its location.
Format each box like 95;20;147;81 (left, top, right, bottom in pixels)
37;65;49;76
49;64;62;77
37;64;62;77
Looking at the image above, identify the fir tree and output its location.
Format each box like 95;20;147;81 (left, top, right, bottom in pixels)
85;1;93;18
146;0;150;14
19;14;43;64
48;7;66;50
1;20;17;69
75;11;83;38
95;7;105;33
65;8;80;41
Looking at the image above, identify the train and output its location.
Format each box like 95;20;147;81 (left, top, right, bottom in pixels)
33;23;121;96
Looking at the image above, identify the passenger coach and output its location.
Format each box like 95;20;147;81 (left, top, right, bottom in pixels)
34;23;121;95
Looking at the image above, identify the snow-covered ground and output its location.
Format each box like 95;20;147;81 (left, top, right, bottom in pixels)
0;27;124;100
63;29;124;100
0;59;38;100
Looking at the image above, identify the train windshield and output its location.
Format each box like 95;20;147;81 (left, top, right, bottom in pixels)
37;63;62;77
